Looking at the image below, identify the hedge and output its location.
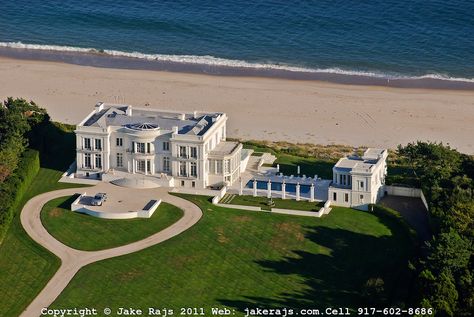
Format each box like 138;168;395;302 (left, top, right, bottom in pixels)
0;149;40;244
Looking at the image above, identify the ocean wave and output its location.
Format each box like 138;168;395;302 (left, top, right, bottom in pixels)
1;41;474;83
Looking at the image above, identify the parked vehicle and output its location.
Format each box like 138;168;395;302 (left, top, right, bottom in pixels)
91;193;107;206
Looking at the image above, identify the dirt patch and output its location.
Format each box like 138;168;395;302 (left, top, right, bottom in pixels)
170;254;199;270
278;222;302;235
232;215;252;223
48;208;62;218
268;222;305;252
117;268;144;282
216;227;230;244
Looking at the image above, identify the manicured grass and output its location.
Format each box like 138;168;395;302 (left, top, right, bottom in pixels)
273;154;335;179
50;194;415;314
224;194;325;211
41;196;184;251
0;168;90;317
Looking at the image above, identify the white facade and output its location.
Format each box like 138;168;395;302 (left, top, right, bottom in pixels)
75;103;242;189
328;148;388;210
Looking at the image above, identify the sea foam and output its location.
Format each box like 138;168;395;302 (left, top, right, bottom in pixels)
1;41;473;83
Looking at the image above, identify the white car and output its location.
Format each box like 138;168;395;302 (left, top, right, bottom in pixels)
91;193;107;206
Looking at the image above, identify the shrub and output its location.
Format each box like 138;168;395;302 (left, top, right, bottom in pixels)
0;149;40;244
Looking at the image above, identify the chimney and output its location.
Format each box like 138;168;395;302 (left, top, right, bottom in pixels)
172;126;179;134
126;106;132;116
193;111;198;118
95;102;104;113
179;113;185;120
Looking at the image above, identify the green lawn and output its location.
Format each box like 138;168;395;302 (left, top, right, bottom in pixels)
223;194;325;211
0;168;90;317
273;154;335;179
41;196;184;251
50;194;415;314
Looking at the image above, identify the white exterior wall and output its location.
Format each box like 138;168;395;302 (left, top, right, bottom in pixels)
75;106;239;189
329;149;388;210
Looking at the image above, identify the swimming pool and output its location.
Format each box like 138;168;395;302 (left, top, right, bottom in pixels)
246;180;312;194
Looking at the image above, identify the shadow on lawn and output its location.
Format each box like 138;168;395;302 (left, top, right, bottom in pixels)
219;214;414;311
57;195;80;210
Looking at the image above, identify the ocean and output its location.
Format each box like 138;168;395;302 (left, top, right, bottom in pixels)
1;0;473;88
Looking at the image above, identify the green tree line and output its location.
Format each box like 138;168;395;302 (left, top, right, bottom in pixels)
0;98;49;243
398;142;474;316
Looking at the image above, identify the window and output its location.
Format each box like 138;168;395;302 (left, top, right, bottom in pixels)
216;160;223;174
84;153;91;168
163;141;170;151
116;138;123;147
147;160;151;173
190;147;197;158
344;193;349;202
95;139;102;150
179;161;187;176
116;153;123;167
163;157;170;172
179;146;187;158
333;192;337;201
225;159;231;173
137;160;146;172
147;143;151;154
181;180;185;186
190;162;197;177
192;181;196;188
360;181;364;190
136;142;146;154
359;194;364;202
84;138;91;150
95;154;102;169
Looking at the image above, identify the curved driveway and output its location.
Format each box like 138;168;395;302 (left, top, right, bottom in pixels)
20;185;202;317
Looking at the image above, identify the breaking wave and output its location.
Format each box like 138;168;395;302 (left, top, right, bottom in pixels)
1;41;474;83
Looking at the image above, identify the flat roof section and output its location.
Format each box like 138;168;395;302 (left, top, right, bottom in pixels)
209;141;241;157
81;104;223;136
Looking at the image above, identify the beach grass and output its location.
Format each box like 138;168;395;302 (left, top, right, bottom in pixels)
40;196;184;251
49;194;414;314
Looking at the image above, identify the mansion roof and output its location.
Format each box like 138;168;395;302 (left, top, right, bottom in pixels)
81;104;223;136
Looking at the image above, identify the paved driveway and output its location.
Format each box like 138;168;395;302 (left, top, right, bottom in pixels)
20;183;202;317
380;195;431;241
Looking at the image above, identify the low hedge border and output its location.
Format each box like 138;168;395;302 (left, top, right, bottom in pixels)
0;149;40;244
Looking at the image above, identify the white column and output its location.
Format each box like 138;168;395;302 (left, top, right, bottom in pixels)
239;178;243;195
281;181;286;199
267;180;272;199
296;182;300;201
310;183;315;202
151;160;155;175
253;179;257;197
277;164;280;172
132;158;136;174
297;165;300;175
145;160;148;175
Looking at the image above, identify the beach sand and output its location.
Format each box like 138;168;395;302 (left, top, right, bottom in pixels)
1;56;473;154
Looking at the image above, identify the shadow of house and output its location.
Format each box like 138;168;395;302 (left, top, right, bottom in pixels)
28;122;76;171
219;215;415;312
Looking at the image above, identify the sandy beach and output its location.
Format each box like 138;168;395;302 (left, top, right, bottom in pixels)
1;56;473;154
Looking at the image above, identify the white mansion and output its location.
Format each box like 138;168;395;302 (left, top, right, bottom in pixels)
75;103;243;189
328;148;388;210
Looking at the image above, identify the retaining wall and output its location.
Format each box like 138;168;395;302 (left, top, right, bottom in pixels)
71;192;161;219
